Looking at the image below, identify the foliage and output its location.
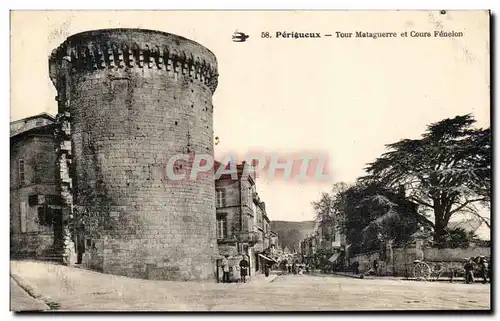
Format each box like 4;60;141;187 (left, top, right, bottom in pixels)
311;182;349;241
441;227;478;249
341;181;419;254
311;181;419;256
362;114;491;246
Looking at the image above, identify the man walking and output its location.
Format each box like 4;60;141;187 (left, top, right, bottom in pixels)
222;255;230;283
464;258;475;284
478;256;488;284
239;255;249;283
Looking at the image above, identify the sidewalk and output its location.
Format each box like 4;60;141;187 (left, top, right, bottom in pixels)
10;277;49;312
10;260;281;311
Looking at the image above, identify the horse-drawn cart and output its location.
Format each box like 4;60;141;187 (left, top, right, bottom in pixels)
412;257;490;282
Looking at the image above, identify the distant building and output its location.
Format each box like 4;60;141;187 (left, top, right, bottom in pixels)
300;215;347;269
270;231;280;257
10;113;63;260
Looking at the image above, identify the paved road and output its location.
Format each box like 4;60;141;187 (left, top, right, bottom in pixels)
11;261;490;311
10;277;48;312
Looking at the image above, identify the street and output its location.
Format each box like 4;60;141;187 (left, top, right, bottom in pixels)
10;277;48;312
11;261;490;311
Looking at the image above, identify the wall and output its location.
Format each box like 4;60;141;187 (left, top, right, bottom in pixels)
10;134;59;257
349;245;490;277
424;246;490;261
215;178;242;240
50;29;219;281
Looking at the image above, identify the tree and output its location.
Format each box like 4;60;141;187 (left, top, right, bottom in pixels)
312;182;349;241
363;115;491;246
442;227;478;249
341;181;419;254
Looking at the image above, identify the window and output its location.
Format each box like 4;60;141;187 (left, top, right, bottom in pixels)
216;188;226;207
37;205;53;227
247;188;252;206
19;201;27;233
216;218;227;240
18;159;25;185
28;195;39;206
45;195;61;205
35;120;44;126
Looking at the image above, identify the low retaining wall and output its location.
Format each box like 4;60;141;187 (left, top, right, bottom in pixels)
349;246;490;277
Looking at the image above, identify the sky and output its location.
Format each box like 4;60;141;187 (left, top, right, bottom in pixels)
10;11;490;239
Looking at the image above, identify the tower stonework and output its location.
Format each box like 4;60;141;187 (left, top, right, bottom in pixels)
49;29;219;281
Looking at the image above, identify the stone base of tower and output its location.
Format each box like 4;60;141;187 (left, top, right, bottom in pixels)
80;236;218;281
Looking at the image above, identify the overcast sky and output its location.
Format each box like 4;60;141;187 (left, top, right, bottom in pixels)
10;11;490;239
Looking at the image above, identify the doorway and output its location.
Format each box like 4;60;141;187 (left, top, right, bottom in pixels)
51;208;63;250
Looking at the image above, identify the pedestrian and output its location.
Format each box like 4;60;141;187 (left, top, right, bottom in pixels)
464;258;475;284
488;258;492;282
373;259;379;276
353;261;360;275
298;265;303;275
239;255;249;283
479;256;488;284
76;222;85;265
264;262;270;277
292;262;297;275
233;263;241;283
222;255;230;283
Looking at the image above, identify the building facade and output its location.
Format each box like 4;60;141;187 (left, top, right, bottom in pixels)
214;161;277;276
300;218;347;269
10;114;63;260
215;161;258;262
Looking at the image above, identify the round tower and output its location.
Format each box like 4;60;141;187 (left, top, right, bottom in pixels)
49;29;219;281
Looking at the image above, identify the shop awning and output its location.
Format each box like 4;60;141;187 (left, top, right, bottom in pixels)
259;254;277;263
328;252;341;263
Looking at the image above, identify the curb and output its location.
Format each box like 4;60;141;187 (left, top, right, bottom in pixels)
328;272;490;284
10;273;60;311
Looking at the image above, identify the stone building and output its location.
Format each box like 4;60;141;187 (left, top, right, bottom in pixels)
48;28;220;281
300;218;347;269
252;197;275;272
214;160;277;276
269;231;280;258
214;161;258;271
10;113;63;260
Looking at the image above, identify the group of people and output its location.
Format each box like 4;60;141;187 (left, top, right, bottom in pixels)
220;255;249;283
463;256;490;284
285;262;306;275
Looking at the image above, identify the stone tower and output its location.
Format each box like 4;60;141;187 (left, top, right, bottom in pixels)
49;29;219;281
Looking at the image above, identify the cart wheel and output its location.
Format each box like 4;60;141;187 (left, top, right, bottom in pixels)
413;262;431;281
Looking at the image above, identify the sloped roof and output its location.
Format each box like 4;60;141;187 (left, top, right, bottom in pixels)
10;112;55;125
10;123;56;142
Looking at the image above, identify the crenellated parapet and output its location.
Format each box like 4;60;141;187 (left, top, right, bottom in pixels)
49;28;219;93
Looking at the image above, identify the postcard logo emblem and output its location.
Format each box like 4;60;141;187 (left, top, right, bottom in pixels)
232;31;249;42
